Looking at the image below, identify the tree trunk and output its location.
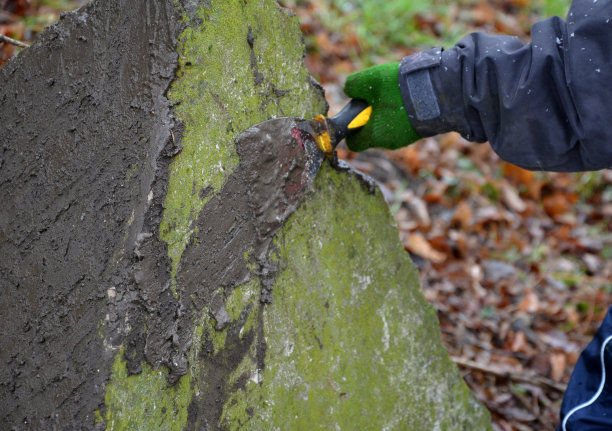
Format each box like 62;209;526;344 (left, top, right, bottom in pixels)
0;0;492;429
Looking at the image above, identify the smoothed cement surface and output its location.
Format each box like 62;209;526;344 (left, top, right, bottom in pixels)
0;0;182;427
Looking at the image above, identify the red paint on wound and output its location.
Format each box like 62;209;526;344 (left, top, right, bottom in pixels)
291;128;304;150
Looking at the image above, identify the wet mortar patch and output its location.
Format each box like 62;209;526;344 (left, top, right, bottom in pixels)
0;0;183;427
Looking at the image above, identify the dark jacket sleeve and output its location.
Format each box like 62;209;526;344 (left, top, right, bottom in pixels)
398;0;612;172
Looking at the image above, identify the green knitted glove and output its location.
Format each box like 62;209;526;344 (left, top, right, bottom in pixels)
343;62;420;152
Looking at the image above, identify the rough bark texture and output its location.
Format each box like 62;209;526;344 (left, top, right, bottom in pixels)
0;0;492;429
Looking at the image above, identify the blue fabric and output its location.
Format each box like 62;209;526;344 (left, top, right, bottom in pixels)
558;305;612;430
400;0;612;171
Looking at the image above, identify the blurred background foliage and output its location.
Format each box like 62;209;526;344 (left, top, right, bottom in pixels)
0;0;87;65
283;0;569;68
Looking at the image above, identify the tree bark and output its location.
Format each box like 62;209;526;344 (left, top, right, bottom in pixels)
0;0;492;429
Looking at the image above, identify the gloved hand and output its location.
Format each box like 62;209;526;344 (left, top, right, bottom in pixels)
343;62;420;152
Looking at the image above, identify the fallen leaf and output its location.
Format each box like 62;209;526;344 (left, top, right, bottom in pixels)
452;201;473;229
481;260;516;284
501;182;527;213
511;331;527;353
471;0;496;26
517;290;539;313
542;192;578;219
404;232;446;263
503;162;541;199
402;190;431;228
549;353;566;381
503;162;534;185
582;253;602;273
391;145;422;174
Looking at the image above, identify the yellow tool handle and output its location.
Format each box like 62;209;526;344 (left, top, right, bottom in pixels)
313;99;372;154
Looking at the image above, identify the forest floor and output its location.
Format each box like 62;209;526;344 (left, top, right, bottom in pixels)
3;0;612;430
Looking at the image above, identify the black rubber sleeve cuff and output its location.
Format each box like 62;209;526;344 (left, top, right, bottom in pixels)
399;47;470;139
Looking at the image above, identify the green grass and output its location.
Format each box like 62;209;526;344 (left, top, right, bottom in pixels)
308;0;471;64
539;0;571;18
288;0;572;66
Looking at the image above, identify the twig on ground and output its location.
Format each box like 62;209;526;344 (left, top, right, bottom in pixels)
0;34;30;49
451;355;567;393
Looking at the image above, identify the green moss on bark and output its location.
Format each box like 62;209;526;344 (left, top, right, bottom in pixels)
104;352;193;431
161;0;325;280
218;165;492;430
